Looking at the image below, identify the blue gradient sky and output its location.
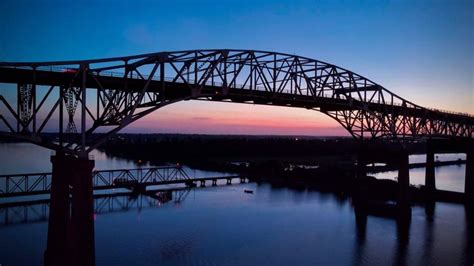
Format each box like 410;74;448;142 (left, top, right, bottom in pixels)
0;0;472;135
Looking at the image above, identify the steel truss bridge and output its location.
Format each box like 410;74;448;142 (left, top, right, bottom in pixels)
0;49;472;156
0;165;239;198
0;164;242;226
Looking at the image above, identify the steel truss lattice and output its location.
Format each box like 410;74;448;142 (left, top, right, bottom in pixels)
0;49;472;155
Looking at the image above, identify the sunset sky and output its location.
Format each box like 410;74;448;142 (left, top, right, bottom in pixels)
0;0;472;136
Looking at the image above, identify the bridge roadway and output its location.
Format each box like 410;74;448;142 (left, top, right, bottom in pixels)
0;165;242;198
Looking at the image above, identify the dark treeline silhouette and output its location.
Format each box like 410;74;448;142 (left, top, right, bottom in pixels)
96;134;469;206
98;133;425;162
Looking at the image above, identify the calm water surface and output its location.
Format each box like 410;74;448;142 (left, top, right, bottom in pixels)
371;153;467;192
0;143;472;265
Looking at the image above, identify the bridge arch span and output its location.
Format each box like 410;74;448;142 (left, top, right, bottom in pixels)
0;49;472;155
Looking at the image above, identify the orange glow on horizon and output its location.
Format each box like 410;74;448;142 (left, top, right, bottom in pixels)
123;101;348;136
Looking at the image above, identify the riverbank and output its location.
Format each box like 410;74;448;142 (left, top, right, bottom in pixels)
98;136;468;207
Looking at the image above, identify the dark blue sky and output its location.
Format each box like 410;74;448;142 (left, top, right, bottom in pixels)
0;0;472;134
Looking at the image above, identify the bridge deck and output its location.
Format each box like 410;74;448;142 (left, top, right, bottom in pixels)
0;166;242;198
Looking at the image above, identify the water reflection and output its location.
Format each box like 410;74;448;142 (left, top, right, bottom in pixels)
353;206;367;266
0;143;472;265
422;202;435;266
352;202;412;266
370;165;466;192
394;214;410;266
1;183;472;265
465;206;474;265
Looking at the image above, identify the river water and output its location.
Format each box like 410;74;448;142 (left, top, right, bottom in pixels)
0;143;472;265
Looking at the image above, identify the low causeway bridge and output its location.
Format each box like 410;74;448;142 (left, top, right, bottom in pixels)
0;165;242;198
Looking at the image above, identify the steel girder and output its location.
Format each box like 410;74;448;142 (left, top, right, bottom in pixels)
0;49;472;155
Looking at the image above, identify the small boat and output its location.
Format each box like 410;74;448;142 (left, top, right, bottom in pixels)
244;189;254;194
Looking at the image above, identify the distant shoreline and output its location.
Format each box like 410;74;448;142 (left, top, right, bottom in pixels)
0;132;352;143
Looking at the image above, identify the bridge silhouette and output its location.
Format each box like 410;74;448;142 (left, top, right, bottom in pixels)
0;165;241;198
0;50;472;266
0;49;472;156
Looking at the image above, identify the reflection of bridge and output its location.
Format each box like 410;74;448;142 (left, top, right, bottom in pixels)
0;188;192;227
0;50;472;266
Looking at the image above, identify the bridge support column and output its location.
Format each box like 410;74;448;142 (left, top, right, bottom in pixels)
44;154;95;266
70;156;95;266
397;152;410;207
212;179;217;186
356;148;368;179
45;154;72;266
396;151;412;238
466;151;474;204
425;151;436;194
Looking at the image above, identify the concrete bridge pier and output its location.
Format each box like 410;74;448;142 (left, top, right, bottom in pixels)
69;156;95;266
356;152;368;179
466;151;474;204
396;152;412;247
425;151;436;194
44;154;95;266
397;152;411;208
44;155;72;266
396;151;412;236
